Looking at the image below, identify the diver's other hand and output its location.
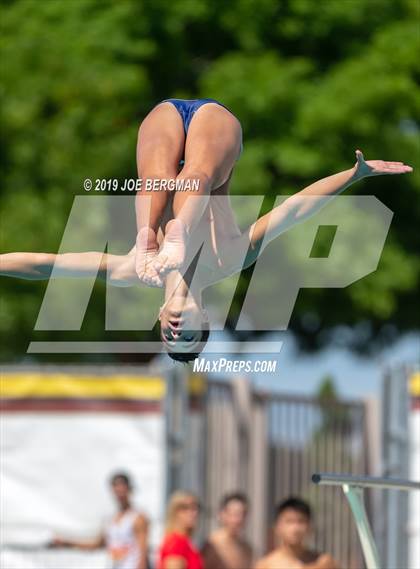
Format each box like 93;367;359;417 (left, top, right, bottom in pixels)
354;149;413;179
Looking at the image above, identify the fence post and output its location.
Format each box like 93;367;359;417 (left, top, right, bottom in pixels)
381;366;410;569
164;365;188;500
232;377;252;492
249;391;268;558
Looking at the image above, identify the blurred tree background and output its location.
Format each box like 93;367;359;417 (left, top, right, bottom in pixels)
0;0;419;362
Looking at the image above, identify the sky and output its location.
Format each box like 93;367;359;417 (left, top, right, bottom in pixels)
193;330;420;401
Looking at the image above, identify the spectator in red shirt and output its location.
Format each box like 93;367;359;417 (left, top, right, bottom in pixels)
158;491;203;569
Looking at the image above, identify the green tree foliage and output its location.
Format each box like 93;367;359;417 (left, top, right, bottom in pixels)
315;375;351;434
1;0;419;360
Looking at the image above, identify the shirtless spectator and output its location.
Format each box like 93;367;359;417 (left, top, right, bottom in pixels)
255;497;338;569
202;492;253;569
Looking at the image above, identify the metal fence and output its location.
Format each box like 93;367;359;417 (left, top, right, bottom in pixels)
266;392;368;568
186;378;372;569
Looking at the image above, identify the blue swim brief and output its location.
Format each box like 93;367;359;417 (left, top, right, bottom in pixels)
159;98;243;165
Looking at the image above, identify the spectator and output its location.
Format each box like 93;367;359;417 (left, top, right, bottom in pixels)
158;491;203;569
52;471;150;569
255;497;338;569
202;492;253;569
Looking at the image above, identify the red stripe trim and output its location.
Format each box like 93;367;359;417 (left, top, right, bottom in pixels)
0;398;162;413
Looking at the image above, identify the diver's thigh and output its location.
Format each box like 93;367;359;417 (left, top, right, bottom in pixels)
137;102;185;177
182;103;242;189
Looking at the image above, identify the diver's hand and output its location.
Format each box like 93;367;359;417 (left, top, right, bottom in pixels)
353;149;413;179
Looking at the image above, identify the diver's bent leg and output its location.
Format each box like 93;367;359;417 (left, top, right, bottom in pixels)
135;102;185;286
155;103;242;276
153;169;211;275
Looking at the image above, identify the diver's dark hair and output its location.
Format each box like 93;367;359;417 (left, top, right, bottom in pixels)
109;471;133;490
274;496;312;521
167;327;210;363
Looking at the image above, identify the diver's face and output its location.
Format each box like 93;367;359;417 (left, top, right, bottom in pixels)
159;296;206;351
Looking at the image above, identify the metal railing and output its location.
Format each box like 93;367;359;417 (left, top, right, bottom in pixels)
312;473;420;569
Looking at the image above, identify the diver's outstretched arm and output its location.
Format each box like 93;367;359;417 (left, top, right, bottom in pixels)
218;150;412;276
247;149;412;252
0;247;138;287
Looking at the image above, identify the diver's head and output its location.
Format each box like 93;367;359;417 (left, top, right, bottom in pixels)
159;295;210;362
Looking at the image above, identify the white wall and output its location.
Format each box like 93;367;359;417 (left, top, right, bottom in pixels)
0;411;165;567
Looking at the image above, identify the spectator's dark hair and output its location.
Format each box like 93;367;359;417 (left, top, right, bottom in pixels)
166;326;210;363
109;472;133;490
274;497;312;521
219;491;249;511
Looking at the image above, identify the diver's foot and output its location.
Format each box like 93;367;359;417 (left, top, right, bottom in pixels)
154;219;188;276
135;227;163;287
